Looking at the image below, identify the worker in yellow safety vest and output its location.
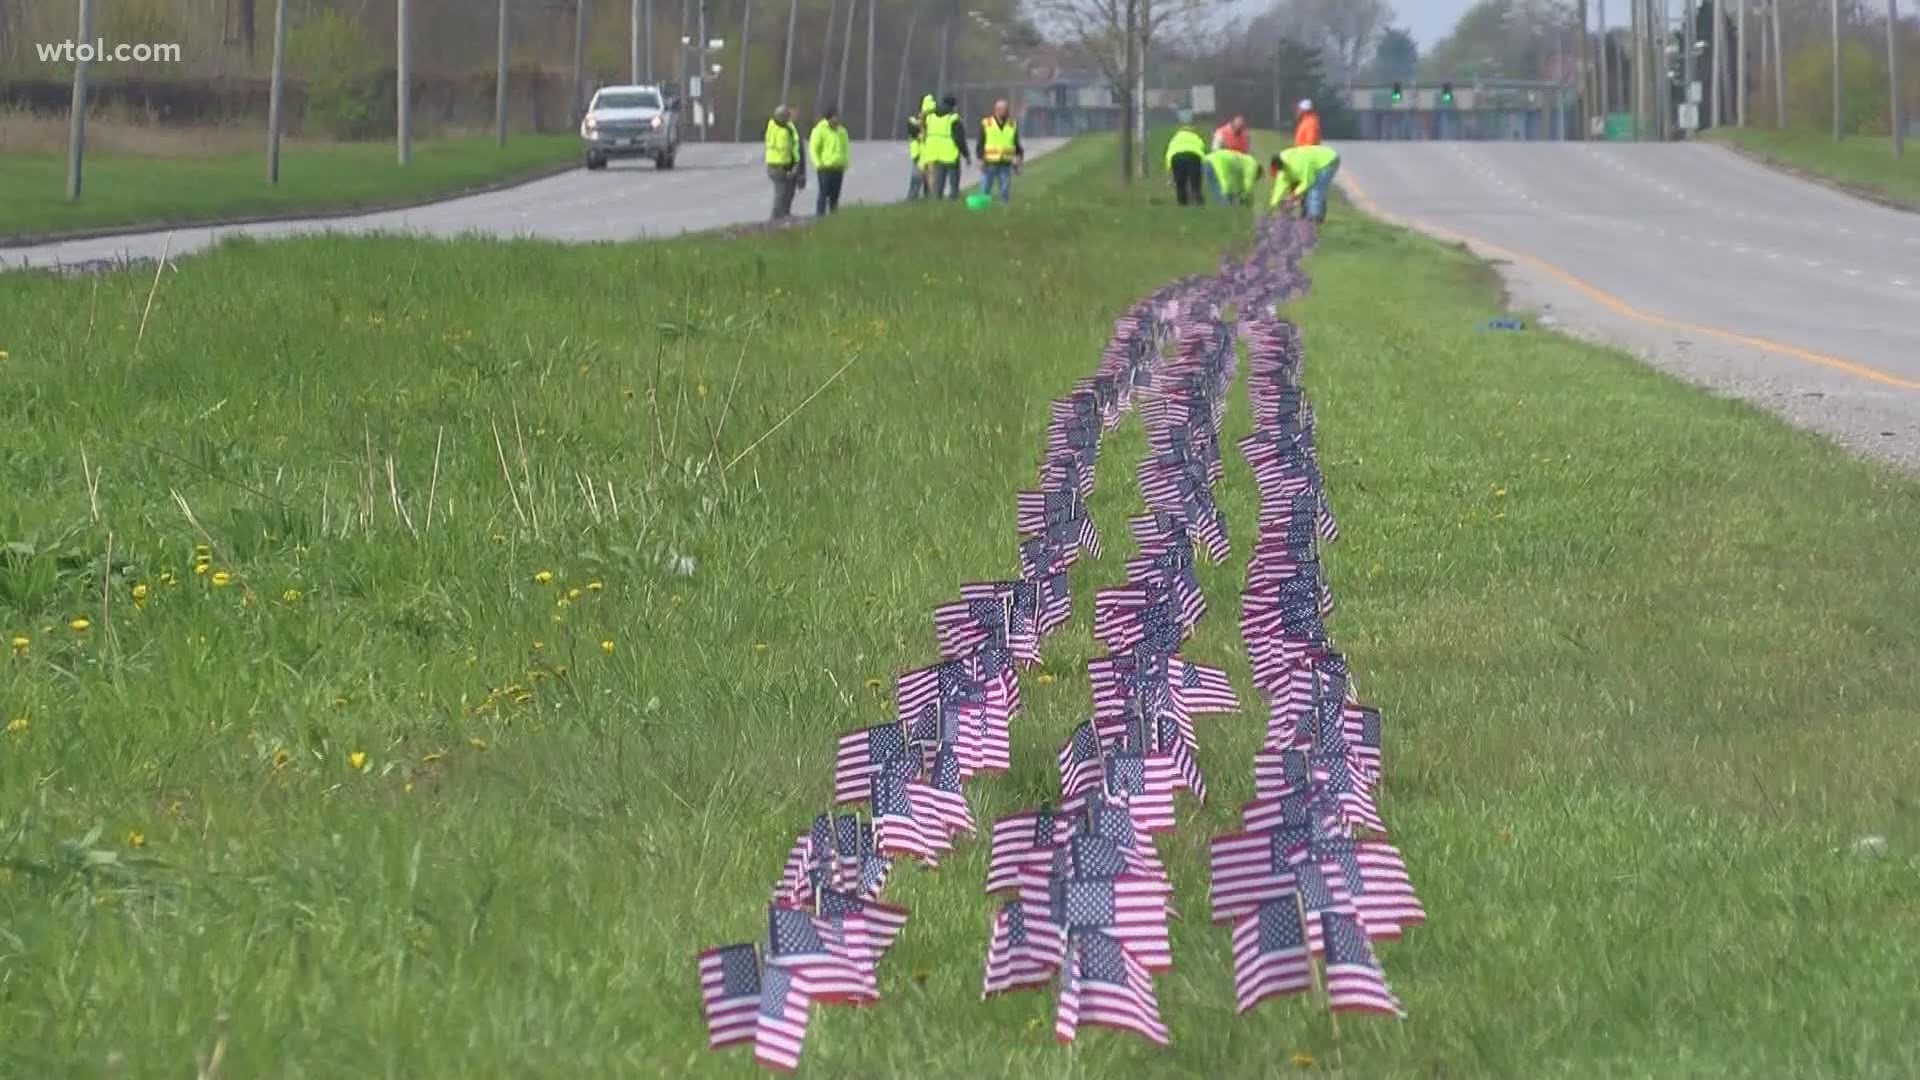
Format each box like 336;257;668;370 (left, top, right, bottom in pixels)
764;104;805;221
920;94;970;201
976;99;1024;203
1164;123;1207;206
1203;147;1257;206
1269;144;1341;223
906;94;934;199
809;105;851;215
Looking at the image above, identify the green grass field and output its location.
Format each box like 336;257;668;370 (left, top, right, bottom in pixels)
0;134;579;242
3;137;1917;1077
1711;128;1920;210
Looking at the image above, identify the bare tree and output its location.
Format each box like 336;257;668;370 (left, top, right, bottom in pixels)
1032;0;1209;126
1289;0;1394;78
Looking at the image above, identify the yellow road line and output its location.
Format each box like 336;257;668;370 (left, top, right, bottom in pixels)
1337;169;1920;392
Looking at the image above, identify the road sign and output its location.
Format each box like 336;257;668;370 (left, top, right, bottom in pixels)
688;76;703;97
1190;85;1215;114
1687;81;1703;105
1678;103;1700;131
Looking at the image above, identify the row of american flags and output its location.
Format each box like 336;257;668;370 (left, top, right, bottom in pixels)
697;215;1422;1070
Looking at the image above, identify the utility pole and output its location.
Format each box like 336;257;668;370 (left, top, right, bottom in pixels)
937;9;950;93
1120;0;1136;182
1272;40;1282;130
1136;0;1149;179
496;0;510;146
1711;0;1724;127
1736;0;1747;124
632;0;642;81
1630;0;1643;138
66;0;92;200
646;0;656;81
573;0;588;124
863;0;875;138
780;0;798;104
816;0;840;110
735;0;753;140
1892;0;1907;156
892;8;919;129
1770;0;1785;127
698;0;710;141
1830;0;1841;139
267;0;288;183
266;0;288;180
1577;0;1591;138
1599;0;1610;126
397;0;412;164
837;0;857;114
1683;0;1696;135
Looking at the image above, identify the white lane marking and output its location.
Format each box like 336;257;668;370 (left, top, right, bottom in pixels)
1845;268;1862;277
1805;259;1824;268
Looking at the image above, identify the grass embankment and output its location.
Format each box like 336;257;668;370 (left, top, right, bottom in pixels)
0;133;580;242
3;136;1918;1076
1711;127;1920;210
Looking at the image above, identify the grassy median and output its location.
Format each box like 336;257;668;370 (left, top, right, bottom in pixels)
3;137;1917;1077
0;133;579;242
1711;127;1920;210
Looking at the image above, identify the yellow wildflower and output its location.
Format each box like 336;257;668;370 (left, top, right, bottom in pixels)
422;751;444;764
1036;673;1056;685
601;639;615;654
753;643;769;653
578;364;591;376
0;349;9;361
272;748;291;769
1494;487;1508;498
281;588;302;603
1290;1050;1314;1069
586;581;604;592
697;383;708;398
469;737;488;751
158;570;177;586
533;570;554;585
210;571;232;587
348;750;368;771
126;831;145;849
5;717;27;735
8;635;26;653
864;678;883;690
567;588;583;600
131;583;149;605
193;562;209;576
193;544;210;557
69;616;91;632
555;597;571;609
531;640;545;651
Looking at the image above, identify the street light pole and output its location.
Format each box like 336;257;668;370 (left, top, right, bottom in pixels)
1829;0;1841;140
496;0;510;147
66;0;93;200
1891;0;1907;156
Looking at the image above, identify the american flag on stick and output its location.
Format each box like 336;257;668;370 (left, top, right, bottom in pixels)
1053;930;1171;1047
1319;909;1405;1018
752;964;810;1072
764;904;876;1005
983;898;1067;997
697;943;760;1049
833;722;907;805
870;759;948;865
1229;899;1313;1014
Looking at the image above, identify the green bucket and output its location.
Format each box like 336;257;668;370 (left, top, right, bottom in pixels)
965;192;992;210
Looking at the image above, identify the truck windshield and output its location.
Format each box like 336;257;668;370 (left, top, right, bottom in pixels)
595;92;661;110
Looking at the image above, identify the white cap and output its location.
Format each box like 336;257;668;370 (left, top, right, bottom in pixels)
1297;99;1313;113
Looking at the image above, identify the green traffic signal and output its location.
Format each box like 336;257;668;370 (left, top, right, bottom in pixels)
1391;82;1404;103
1440;82;1454;104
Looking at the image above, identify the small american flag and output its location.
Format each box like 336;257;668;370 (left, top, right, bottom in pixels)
914;747;977;838
1053;930;1171;1047
986;807;1058;895
1208;827;1313;923
818;888;911;956
1229;899;1313;1014
833;722;906;805
697;943;760;1049
1311;837;1424;938
1320;909;1405;1017
1057;723;1104;802
1023;869;1173;972
870;759;946;864
764;905;874;1005
982;898;1066;997
752;964;810;1072
1168;658;1239;714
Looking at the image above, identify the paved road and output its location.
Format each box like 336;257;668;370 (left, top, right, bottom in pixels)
1337;141;1920;467
0;138;1062;271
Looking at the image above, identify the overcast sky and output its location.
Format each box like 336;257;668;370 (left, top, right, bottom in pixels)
1214;0;1478;49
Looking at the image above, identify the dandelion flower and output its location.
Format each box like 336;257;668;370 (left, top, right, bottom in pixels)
8;635;26;653
193;562;210;576
1036;673;1056;685
533;570;555;585
578;364;591;376
210;571;232;588
281;588;302;604
159;570;177;587
422;751;444;764
697;383;708;398
1494;488;1508;498
69;617;91;632
126;831;145;849
864;678;882;690
0;349;9;361
600;639;615;655
1290;1051;1314;1069
753;643;768;653
586;581;604;592
348;750;368;771
531;640;545;651
272;748;291;770
5;717;27;735
567;588;583;601
193;544;210;557
555;597;572;609
131;583;150;605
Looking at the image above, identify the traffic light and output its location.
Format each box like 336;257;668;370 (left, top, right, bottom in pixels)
1440;83;1455;105
1391;82;1404;104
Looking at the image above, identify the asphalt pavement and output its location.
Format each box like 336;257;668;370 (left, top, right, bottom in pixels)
0;138;1062;272
1336;141;1920;468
